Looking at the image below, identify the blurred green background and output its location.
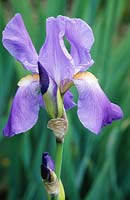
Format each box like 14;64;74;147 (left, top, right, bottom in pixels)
0;0;130;199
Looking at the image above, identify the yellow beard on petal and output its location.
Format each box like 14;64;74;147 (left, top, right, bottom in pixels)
73;71;98;83
18;74;39;87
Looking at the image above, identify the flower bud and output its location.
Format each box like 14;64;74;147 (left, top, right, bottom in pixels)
41;152;59;195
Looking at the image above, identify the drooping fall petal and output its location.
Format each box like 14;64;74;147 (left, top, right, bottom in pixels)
73;72;123;134
3;75;40;136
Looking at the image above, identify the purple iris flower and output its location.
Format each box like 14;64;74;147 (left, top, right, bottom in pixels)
2;14;123;136
41;152;55;181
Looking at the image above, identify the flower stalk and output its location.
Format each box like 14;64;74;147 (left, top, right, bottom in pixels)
55;141;63;179
50;141;64;200
47;111;67;200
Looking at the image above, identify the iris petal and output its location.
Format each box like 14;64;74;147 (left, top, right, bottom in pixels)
39;17;74;84
73;72;123;134
63;90;76;110
57;16;94;72
38;62;49;95
2;14;38;73
3;75;41;137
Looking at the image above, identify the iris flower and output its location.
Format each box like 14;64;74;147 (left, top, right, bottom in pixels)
2;14;123;137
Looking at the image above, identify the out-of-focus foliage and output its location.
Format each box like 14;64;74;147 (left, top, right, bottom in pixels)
0;0;130;199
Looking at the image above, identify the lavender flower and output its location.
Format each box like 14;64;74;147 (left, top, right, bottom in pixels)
2;14;123;136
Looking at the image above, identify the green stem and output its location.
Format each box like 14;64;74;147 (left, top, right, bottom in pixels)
55;141;63;179
51;141;63;200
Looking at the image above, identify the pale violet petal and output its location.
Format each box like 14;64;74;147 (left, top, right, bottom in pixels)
39;17;74;84
73;72;123;134
57;16;94;72
3;75;40;137
2;14;38;73
63;90;76;110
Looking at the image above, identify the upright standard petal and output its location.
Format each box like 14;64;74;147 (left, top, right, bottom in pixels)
3;74;40;137
2;14;38;73
57;16;94;72
73;72;123;134
39;17;74;84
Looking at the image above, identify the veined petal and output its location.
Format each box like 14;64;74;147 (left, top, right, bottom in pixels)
63;90;76;110
73;72;123;134
57;16;94;72
2;14;38;73
3;74;40;137
39;17;74;84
